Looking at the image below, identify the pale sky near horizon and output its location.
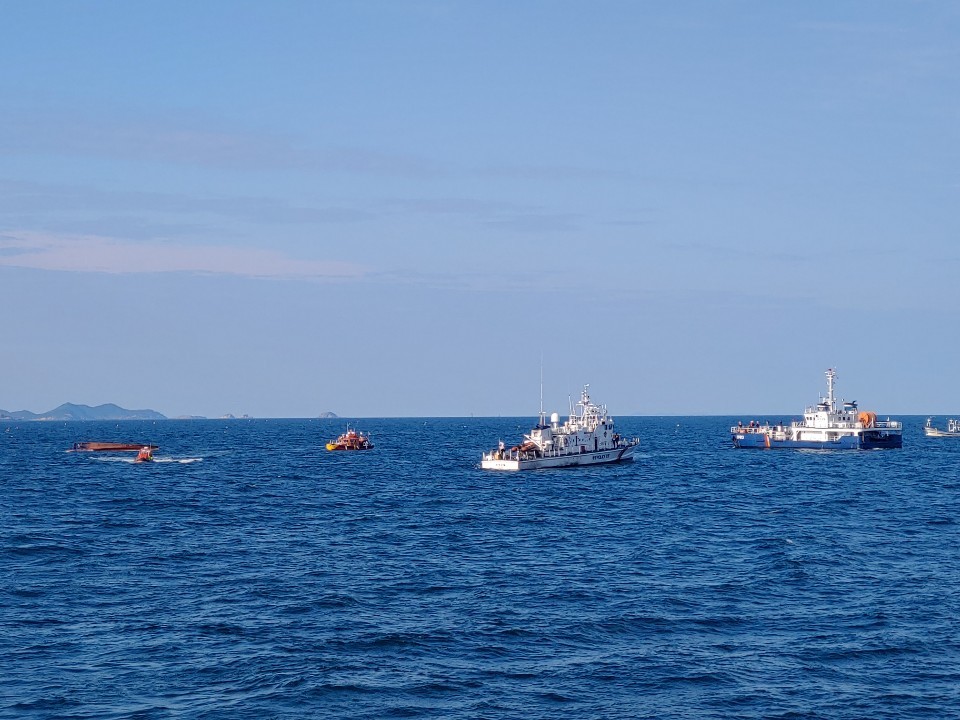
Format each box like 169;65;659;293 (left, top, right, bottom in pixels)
1;1;958;418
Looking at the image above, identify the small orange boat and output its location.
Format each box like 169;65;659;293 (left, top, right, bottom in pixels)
134;446;154;463
325;428;374;451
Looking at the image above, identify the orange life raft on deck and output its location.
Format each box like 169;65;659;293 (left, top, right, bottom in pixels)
858;411;877;428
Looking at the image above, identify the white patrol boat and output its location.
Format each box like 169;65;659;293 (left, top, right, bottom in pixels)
731;368;902;450
924;417;960;438
481;385;640;471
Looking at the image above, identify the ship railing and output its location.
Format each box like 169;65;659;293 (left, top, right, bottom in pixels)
485;440;637;461
483;449;542;461
731;424;784;434
872;420;901;429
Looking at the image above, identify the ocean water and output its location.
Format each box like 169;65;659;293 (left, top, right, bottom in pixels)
2;416;960;719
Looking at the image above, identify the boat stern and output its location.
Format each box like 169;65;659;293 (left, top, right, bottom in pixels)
859;431;903;449
617;441;640;462
731;430;769;448
480;457;522;471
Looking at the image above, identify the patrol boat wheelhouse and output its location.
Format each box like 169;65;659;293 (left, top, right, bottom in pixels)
481;385;639;470
731;369;902;450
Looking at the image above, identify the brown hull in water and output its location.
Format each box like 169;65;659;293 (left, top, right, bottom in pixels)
71;442;159;452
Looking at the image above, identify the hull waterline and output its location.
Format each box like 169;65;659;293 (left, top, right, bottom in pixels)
732;432;902;450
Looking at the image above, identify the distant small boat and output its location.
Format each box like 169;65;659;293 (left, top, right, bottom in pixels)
134;446;155;463
71;442;159;452
326;428;374;451
924;418;960;438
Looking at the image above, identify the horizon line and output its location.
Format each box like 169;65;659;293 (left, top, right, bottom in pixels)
0;412;945;421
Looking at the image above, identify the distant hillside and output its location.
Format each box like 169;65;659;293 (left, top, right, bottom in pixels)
318;411;338;418
0;403;166;421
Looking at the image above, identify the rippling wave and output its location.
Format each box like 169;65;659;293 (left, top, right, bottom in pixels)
3;417;960;718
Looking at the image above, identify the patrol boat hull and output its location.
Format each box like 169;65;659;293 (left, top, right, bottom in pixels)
481;444;638;471
924;429;960;438
732;430;902;450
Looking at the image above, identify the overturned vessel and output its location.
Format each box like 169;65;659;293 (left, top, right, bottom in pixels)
731;368;902;450
71;442;159;452
481;385;639;470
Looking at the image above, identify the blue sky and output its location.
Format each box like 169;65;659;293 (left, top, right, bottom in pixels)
1;1;958;418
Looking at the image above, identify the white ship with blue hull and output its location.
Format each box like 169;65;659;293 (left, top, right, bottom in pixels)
731;369;902;450
482;385;639;471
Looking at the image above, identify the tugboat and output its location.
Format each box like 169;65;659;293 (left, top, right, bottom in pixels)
481;384;639;470
325;428;374;451
731;368;902;449
924;417;960;438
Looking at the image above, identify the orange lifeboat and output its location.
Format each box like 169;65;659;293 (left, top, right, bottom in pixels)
326;428;374;451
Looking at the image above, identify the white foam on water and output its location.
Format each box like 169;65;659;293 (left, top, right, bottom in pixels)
91;456;204;464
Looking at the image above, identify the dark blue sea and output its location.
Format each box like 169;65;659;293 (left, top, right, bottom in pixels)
3;416;960;719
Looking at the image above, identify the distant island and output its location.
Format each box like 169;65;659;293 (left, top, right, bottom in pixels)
0;404;339;421
0;403;166;421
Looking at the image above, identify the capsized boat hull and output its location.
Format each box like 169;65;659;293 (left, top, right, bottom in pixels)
72;442;159;452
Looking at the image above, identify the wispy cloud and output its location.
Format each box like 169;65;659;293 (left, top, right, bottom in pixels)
0;231;367;279
0;115;446;177
474;164;632;181
0;115;622;182
795;20;908;36
480;213;581;233
0;179;375;240
378;196;586;232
